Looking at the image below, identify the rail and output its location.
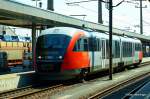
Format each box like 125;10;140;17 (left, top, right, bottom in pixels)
88;62;150;99
0;84;63;99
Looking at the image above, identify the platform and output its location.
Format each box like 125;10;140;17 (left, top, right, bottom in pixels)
142;57;150;63
49;58;150;99
0;71;35;92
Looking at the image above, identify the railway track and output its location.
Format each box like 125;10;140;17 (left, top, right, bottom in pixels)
0;84;63;99
0;61;150;99
88;62;150;99
140;61;150;66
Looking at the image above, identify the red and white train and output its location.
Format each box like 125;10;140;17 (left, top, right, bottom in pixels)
35;27;143;80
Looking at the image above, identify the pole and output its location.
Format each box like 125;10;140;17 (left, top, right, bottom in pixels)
109;0;113;80
47;0;54;11
32;24;36;69
98;0;103;23
140;0;143;34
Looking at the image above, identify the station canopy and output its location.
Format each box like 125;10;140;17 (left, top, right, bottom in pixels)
0;0;150;41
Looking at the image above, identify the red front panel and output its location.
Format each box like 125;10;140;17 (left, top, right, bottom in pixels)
61;31;90;71
62;52;90;71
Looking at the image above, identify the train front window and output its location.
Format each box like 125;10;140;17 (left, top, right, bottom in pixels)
36;34;71;59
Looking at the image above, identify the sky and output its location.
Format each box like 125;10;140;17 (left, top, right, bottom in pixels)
11;0;150;36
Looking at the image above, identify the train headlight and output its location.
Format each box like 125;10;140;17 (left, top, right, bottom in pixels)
38;56;42;59
59;56;62;59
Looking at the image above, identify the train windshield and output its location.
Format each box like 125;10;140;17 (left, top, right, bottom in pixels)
36;34;71;59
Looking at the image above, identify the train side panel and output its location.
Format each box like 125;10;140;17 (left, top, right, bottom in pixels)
62;31;90;71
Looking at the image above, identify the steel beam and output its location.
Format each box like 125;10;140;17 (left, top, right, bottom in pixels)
0;0;149;41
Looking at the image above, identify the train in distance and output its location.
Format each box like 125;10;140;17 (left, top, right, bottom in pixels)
0;35;32;67
35;27;143;81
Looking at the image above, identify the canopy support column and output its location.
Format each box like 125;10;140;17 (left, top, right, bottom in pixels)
32;24;36;69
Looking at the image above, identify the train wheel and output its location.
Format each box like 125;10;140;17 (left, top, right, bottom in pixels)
134;63;139;68
78;68;88;83
115;62;124;72
134;60;141;68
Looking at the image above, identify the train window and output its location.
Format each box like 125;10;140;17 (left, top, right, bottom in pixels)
97;38;101;51
73;37;89;51
88;37;97;51
93;38;97;51
135;43;141;51
122;42;125;57
106;39;109;59
135;43;137;51
3;35;12;41
73;40;79;51
129;42;132;57
88;38;92;51
36;34;71;61
24;37;31;42
127;42;129;57
87;37;101;51
97;39;99;51
127;42;129;56
73;38;81;51
123;42;129;57
114;41;120;58
139;44;142;51
36;34;71;52
11;36;19;42
83;38;88;51
128;42;129;56
79;38;84;51
124;42;126;57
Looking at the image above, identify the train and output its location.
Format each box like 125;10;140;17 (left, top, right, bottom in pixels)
35;27;143;80
0;35;32;67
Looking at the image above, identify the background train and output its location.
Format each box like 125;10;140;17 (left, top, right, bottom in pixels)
35;27;143;80
142;41;150;57
0;35;32;69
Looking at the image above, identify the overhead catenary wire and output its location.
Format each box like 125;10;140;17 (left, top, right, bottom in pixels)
65;0;98;13
65;0;150;32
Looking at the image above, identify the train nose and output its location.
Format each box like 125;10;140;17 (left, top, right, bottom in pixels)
36;60;62;73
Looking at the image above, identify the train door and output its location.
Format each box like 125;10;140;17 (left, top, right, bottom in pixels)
94;38;102;70
101;39;106;68
90;38;102;71
120;39;123;62
132;42;135;62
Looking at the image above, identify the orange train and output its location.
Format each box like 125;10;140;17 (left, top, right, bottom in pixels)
35;27;143;80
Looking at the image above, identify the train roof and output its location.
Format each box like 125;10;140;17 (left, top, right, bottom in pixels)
40;27;119;39
40;27;87;37
40;27;141;43
120;36;141;43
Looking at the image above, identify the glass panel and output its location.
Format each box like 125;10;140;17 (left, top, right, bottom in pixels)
36;34;71;59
